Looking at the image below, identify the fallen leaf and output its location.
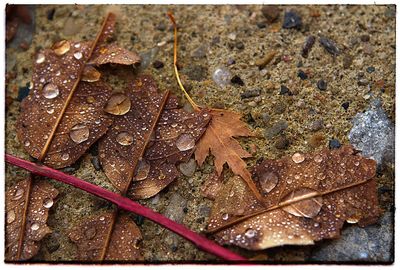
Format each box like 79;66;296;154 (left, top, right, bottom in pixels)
5;176;58;261
69;213;142;261
201;172;223;200
99;75;211;198
207;145;381;250
90;43;141;66
195;109;264;202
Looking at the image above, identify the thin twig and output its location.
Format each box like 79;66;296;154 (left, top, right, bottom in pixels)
5;153;247;262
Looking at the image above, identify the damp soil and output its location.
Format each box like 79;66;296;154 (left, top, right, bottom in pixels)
5;5;395;263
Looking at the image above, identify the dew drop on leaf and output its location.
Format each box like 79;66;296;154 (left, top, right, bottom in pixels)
42;83;60;99
222;213;229;220
292;152;305;164
14;188;24;199
81;66;101;82
46;108;55;114
61;153;70;161
70;123;90;144
43;198;54;208
314;155;323;163
245;228;256;238
281;188;323;218
134;159;150;181
104;94;131;115
73;51;83;60
176;133;195;151
24;140;31;147
116;132;134;146
52;40;71;56
259;171;279;194
7;210;16;224
36;53;45;64
31;223;40;231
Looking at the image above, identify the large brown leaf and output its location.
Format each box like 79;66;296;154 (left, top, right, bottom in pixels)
69;213;142;261
207;145;381;250
99;74;211;199
194;109;264;202
5;176;58;261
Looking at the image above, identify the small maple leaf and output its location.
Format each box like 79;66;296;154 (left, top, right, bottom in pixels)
206;145;381;250
5;176;58;261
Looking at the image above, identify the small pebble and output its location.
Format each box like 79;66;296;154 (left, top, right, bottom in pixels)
256;21;267;28
329;139;341;149
178;159;197;177
282;10;302;29
317;80;327;91
309;133;326;148
227;58;236;66
310;119;324;132
343;55;353;69
17;84;30;101
358;78;369;86
255;51;276;69
152;60;164;69
301;35;316;58
275;136;290;149
360;34;370;42
279;85;292;95
261;112;270;125
191;44;207;58
297;70;308;80
235;41;245;50
319;36;340;56
366;66;375;73
261;5;280;23
342;102;350;110
91;156;102;171
240;89;261;99
231;75;244;86
156;21;167;31
265;120;288;139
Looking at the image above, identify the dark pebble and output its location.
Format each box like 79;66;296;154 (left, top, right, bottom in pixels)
17;84;30;101
343;54;353;69
275;136;290;149
279;85;292;95
183;207;188;213
171;245;178;252
329;139;341;149
47;8;55;21
282;11;302;30
231;75;244;86
265;120;288;139
297;70;308;80
152;60;164;69
256;21;267;29
134;215;145;226
341;101;350;111
211;36;220;46
319;36;340;56
273;101;286;114
358;78;369;86
91;156;102;171
240;89;261;99
156;21;167;31
261;5;280;23
227;58;236;66
196;217;205;223
130;33;139;43
301;35;316;58
261;112;270;125
366;66;375;73
310;119;324;132
317;80;327;91
360;34;370;42
46;233;60;253
235;41;245;50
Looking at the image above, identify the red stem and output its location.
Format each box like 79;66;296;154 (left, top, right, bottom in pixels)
5;154;246;262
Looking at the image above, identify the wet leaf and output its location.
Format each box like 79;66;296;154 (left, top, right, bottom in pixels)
69;213;143;261
5;176;58;261
194;109;264;202
201;172;223;200
207;146;381;250
90;43;141;66
99;75;211;198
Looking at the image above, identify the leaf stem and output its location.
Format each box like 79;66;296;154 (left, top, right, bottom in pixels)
167;12;201;112
5;154;246;262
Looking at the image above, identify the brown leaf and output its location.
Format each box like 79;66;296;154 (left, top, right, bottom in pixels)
201;172;223;200
207;145;381;250
69;212;142;261
194;109;264;202
5;177;58;261
16;15;117;168
90;43;141;66
99;75;211;198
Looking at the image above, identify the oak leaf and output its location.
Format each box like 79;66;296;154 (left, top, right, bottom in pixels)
206;145;381;250
5;176;58;261
194;109;264;202
69;213;142;261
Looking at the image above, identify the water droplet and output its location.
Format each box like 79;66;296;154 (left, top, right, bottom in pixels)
171;123;178;128
31;222;40;231
46;108;55;114
61;153;70;161
281;187;322;218
347;217;360;224
84;227;96;240
14;188;24;199
176;134;195;151
52;40;70;55
259;171;279;194
212;67;231;88
94;119;101;125
313;222;320;227
314;155;323;163
28;81;33;89
7;210;16;224
74;43;81;48
244;228;256;238
73;51;83;60
292;153;305;163
69;123;90;144
104;94;131;115
43;198;54;208
24;140;31;147
134;159;151;181
222;213;229;220
355;161;360;166
81;66;101;82
36;53;45;64
116;132;134;146
42;83;60;99
99;216;105;221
